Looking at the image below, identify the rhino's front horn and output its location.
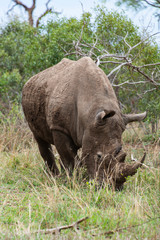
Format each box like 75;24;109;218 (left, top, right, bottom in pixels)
115;153;146;181
127;152;146;176
123;111;147;125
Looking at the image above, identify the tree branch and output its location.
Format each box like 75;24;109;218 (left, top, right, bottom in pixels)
36;9;52;27
113;80;146;87
143;0;160;8
107;62;129;78
7;4;17;15
65;28;160;87
12;0;29;11
8;0;36;26
133;65;159;85
139;62;160;68
7;0;60;27
34;216;88;235
36;0;61;27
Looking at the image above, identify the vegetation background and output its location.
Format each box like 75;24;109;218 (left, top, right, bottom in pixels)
0;0;160;239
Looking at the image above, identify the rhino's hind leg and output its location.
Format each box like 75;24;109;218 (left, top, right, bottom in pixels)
34;136;59;175
53;131;78;174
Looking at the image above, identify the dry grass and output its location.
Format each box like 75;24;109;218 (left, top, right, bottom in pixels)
0;106;160;239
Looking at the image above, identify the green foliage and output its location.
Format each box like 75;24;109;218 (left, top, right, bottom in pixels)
142;130;160;143
139;87;160;122
0;15;92;105
40;13;93;61
94;7;140;53
0;69;22;102
0;18;63;76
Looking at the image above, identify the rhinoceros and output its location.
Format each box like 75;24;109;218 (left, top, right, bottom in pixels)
22;57;146;190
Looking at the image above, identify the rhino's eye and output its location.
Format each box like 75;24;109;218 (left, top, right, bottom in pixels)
97;152;103;159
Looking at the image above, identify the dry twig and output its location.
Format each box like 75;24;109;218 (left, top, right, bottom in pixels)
34;216;88;235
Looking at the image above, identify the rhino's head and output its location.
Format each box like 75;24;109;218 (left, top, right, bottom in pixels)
82;109;147;190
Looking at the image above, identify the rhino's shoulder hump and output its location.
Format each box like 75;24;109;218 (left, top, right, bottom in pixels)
77;57;95;65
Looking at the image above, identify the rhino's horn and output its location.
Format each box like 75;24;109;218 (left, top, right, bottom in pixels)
115;152;146;181
132;152;146;167
123;112;147;124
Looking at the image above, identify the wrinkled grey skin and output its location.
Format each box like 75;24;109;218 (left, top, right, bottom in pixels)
22;57;146;190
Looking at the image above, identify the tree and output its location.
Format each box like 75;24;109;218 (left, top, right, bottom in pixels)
7;0;60;27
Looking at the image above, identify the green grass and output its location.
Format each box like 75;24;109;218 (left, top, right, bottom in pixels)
0;109;160;239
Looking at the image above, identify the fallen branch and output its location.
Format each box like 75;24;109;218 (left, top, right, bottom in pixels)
34;216;88;235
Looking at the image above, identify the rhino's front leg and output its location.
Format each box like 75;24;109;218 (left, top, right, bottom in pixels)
53;131;78;173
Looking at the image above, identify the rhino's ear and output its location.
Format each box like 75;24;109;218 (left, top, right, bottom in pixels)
96;110;115;125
